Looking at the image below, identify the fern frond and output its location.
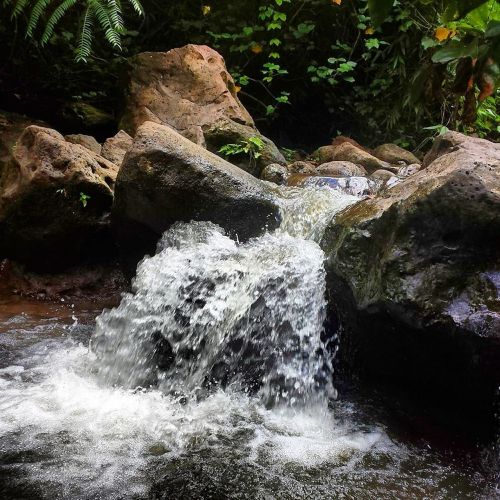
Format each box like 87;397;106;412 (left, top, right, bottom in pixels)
26;0;53;37
127;0;143;16
40;0;77;44
107;0;123;30
76;5;94;63
11;0;31;18
90;0;121;49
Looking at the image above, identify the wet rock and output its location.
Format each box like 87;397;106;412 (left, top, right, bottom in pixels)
398;163;421;177
260;163;289;185
317;142;394;174
321;131;500;433
101;130;133;166
373;143;420;166
202;118;285;176
0;126;119;271
113;121;281;265
293;176;377;197
316;161;366;177
65;134;102;155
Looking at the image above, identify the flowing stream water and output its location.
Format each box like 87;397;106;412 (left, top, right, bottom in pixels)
0;186;497;499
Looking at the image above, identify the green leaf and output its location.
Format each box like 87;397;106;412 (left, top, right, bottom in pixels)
431;39;479;63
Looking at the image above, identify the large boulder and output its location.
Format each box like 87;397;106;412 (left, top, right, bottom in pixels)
321;131;500;433
120;45;254;136
113;121;281;265
119;45;283;174
0;126;119;271
316;161;367;177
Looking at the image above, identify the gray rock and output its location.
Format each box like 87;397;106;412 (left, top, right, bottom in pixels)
260;163;289;185
113;121;281;265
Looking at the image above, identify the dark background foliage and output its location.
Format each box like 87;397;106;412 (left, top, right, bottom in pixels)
0;0;498;150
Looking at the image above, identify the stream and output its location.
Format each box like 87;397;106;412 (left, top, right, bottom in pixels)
0;186;497;499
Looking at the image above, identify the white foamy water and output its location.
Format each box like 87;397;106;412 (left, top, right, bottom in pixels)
0;186;492;498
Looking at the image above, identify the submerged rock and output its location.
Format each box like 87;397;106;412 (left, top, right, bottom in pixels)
113;121;281;265
0;126;119;271
321;131;500;432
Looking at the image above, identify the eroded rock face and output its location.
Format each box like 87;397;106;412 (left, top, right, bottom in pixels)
321;131;500;431
101;130;133;166
0;126;119;271
120;45;283;174
113;121;281;265
120;45;254;136
0;111;47;177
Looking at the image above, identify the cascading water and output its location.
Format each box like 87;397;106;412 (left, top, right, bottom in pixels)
0;185;494;499
91;186;356;407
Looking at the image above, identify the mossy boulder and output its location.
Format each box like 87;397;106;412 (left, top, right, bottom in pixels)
202;118;285;177
321;131;500;433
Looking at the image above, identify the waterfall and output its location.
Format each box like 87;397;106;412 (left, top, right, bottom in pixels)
91;186;357;406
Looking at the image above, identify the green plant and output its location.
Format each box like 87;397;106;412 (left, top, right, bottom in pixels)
79;192;90;207
4;0;144;61
219;136;265;168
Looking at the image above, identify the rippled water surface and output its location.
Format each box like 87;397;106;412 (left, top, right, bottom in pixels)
0;187;498;499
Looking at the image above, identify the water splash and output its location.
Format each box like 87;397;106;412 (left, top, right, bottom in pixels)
91;187;357;406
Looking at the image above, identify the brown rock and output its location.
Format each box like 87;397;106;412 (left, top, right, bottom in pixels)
287;161;317;174
327;142;395;174
316;161;366;177
373;143;420;165
120;45;254;136
370;169;396;182
0;111;47;177
101;130;133;166
65;134;102;155
0;126;119;271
